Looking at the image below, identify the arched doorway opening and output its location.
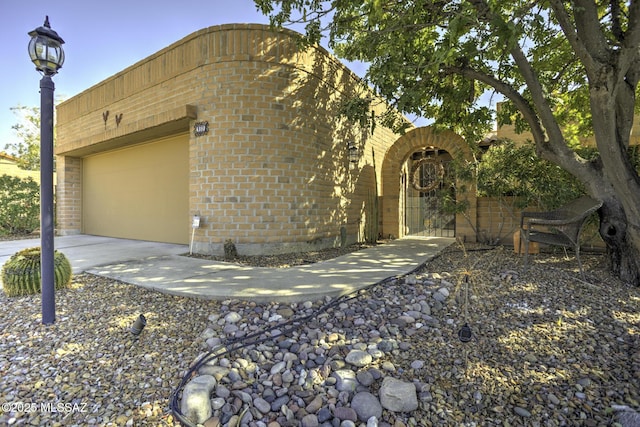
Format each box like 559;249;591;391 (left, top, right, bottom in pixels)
381;126;476;241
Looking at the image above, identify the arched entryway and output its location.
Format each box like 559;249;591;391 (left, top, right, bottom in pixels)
381;126;477;241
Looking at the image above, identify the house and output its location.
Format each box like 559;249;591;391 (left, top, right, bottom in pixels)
55;24;477;255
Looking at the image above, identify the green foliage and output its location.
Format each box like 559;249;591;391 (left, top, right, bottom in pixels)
1;247;72;297
477;140;584;209
0;175;40;235
5;105;41;171
255;0;639;192
224;239;238;260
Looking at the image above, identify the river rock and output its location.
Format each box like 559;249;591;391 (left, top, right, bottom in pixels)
379;377;418;412
351;392;383;421
180;375;216;424
332;369;358;392
345;350;373;367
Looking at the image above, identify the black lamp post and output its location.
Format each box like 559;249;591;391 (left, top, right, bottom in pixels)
28;16;65;325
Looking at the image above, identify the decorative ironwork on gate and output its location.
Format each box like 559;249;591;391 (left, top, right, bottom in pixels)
405;150;456;237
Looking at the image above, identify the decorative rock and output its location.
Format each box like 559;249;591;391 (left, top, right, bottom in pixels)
254;397;271;414
271;361;287;375
332;369;358;392
277;307;295;317
356;370;375;387
215;384;230;398
224;312;242;323
379;377;418;412
333;406;358;422
180;375;216;424
410;360;424;370
301;414;319;427
437;286;450;297
210;397;225;410
351;392;383;421
306;396;324;413
345;350;373;367
433;292;447;303
317;407;332;423
376;340;394;352
203;416;220;427
200;328;216;339
514;406;532;417
270;395;290;412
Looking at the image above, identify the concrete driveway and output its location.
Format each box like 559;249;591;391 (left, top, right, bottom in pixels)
0;235;188;274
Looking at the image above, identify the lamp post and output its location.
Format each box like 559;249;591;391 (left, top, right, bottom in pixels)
28;16;65;325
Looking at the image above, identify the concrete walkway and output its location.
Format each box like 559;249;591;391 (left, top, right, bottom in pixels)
0;235;454;302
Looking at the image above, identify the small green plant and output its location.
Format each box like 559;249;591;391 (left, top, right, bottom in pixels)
1;247;72;297
223;239;238;260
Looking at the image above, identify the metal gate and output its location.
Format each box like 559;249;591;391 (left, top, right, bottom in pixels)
405;156;456;237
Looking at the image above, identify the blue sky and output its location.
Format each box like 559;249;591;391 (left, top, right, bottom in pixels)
0;0;376;152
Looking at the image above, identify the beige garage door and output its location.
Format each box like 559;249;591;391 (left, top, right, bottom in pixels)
83;134;189;244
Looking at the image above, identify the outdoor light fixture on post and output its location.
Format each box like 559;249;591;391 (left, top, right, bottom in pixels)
28;16;65;325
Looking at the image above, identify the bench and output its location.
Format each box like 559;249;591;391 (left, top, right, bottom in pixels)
520;196;603;279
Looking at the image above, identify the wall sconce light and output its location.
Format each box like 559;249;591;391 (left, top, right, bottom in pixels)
348;142;359;164
194;121;209;137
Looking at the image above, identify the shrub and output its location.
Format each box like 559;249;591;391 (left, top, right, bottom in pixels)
477;140;584;209
223;239;238;260
0;174;40;235
1;247;72;297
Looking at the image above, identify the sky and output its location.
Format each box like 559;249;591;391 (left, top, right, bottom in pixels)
0;0;376;153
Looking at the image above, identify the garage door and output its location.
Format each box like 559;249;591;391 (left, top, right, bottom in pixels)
83;133;189;244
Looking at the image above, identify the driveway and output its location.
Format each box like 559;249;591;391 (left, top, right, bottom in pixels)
0;235;188;274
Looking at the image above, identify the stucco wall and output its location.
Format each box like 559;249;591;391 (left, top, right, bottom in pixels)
55;24;402;255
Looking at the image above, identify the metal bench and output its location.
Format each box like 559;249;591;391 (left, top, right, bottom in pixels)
520;196;603;279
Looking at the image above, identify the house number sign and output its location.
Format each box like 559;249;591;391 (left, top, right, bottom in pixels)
194;121;209;137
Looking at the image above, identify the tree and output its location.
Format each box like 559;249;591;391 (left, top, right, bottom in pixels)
255;0;640;285
5;105;41;170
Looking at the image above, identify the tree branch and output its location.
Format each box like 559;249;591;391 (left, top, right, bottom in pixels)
447;64;546;143
547;0;599;74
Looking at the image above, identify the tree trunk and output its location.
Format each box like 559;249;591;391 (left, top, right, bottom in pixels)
598;199;640;285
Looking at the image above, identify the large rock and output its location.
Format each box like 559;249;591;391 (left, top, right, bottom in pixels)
351;391;382;421
379;377;418;412
345;350;373;367
180;375;216;424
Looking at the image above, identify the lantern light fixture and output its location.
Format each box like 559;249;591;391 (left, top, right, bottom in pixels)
28;16;65;75
348;142;359;164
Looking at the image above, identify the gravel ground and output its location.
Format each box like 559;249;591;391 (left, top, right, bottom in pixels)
1;242;639;427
